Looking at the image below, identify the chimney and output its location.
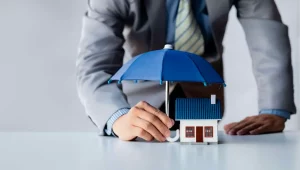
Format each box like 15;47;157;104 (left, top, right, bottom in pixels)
211;94;216;104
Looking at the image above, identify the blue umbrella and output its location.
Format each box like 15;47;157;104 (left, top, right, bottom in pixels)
108;45;226;117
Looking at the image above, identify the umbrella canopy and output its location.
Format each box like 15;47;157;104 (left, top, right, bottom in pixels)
109;48;225;86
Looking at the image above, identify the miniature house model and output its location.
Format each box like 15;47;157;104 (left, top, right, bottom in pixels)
175;95;222;144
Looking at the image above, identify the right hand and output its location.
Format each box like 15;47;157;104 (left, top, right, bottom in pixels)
112;101;174;142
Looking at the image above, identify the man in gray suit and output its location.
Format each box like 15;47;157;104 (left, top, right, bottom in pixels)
76;0;296;141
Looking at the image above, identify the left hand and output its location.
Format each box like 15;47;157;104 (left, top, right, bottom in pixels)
224;114;286;135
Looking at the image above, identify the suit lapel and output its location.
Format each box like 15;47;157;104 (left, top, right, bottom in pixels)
205;0;231;55
144;0;166;50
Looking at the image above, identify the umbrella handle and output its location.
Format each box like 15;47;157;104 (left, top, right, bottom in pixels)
166;129;180;142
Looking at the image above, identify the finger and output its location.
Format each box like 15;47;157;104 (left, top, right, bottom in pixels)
236;123;262;135
133;117;166;142
249;124;269;135
224;122;238;133
228;120;252;135
137;109;170;137
133;126;154;141
137;101;173;128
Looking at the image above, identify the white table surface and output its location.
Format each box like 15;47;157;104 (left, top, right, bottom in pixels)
0;131;299;170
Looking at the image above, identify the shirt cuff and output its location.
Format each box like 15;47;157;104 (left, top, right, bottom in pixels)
105;108;130;137
259;109;291;120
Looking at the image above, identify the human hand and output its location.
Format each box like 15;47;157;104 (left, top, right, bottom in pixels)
224;114;286;135
112;101;174;142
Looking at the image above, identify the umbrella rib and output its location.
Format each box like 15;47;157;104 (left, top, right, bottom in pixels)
185;53;207;84
188;55;225;85
119;53;149;82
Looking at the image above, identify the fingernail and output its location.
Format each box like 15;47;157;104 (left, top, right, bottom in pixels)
168;121;173;128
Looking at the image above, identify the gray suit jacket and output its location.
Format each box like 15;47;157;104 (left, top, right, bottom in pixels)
76;0;296;135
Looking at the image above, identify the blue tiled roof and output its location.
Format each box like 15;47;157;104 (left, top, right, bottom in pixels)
175;98;222;120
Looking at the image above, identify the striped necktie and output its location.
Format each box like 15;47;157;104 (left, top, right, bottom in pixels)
175;0;205;55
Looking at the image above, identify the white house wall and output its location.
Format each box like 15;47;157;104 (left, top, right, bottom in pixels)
180;120;219;143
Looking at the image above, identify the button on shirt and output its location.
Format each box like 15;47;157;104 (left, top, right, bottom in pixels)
104;0;291;136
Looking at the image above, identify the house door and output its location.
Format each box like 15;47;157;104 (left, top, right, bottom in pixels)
196;126;203;142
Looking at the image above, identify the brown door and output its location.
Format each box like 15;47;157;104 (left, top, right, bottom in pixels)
196;126;204;142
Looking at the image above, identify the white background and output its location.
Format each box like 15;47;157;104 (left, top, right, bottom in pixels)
0;0;299;131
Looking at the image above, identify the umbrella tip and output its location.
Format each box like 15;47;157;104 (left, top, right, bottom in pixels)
118;80;122;84
223;83;227;87
164;44;173;50
108;79;112;84
204;82;207;87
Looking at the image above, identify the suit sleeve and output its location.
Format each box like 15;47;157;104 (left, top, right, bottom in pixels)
234;0;296;114
76;0;131;135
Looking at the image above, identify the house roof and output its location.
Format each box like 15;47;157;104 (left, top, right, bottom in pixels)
175;98;222;120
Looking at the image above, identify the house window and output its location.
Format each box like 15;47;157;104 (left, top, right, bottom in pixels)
185;126;195;138
205;126;213;138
